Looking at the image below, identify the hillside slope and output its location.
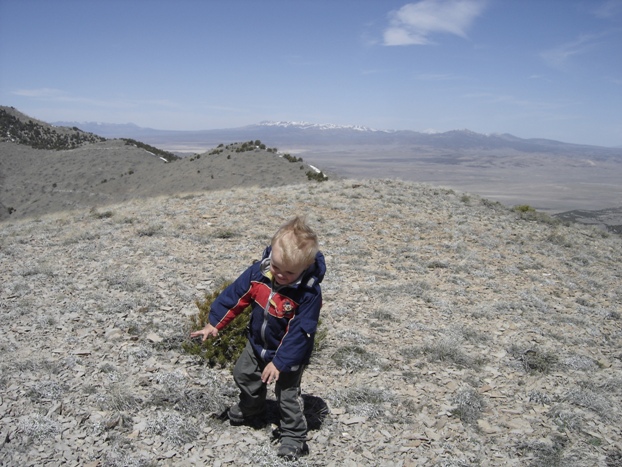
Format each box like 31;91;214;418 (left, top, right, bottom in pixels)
1;179;620;466
0;139;326;221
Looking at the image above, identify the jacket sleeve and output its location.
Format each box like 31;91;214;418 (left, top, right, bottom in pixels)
271;291;322;372
209;264;256;330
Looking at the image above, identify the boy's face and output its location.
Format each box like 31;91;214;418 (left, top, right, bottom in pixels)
270;245;307;285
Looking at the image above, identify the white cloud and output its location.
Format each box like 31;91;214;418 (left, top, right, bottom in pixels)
592;0;622;19
540;33;604;68
383;0;487;46
13;88;68;98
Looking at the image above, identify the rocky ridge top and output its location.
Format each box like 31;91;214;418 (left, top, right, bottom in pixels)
1;179;620;466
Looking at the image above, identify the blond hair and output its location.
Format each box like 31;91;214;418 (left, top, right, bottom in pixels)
271;216;319;269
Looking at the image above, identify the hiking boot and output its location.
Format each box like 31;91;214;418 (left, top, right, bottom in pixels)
227;405;265;427
277;442;309;460
227;405;246;424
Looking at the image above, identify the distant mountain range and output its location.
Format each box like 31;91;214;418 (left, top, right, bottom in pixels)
54;120;622;158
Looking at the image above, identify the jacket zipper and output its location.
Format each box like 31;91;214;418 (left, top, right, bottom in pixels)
260;285;276;360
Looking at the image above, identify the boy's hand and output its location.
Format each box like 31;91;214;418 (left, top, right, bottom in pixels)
190;324;219;341
261;362;280;384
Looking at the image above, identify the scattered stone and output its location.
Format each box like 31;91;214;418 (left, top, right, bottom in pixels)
477;419;500;434
105;328;123;340
146;332;163;343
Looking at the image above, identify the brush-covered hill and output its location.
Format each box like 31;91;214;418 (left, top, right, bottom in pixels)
0;178;620;466
0;106;107;150
0;107;328;221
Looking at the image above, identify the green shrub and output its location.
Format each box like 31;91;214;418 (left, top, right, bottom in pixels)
121;138;180;162
283;153;302;163
183;283;251;368
90;208;114;219
306;170;327;182
514;204;561;226
214;229;236;239
514;204;535;213
312;323;328;354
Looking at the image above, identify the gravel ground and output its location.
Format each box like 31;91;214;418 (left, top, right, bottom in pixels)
1;178;621;466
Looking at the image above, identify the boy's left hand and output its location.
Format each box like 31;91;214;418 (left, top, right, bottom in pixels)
261;362;280;384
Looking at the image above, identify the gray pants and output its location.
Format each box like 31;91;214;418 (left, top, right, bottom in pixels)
233;341;307;447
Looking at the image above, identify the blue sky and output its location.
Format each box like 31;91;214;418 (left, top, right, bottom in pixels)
1;0;621;146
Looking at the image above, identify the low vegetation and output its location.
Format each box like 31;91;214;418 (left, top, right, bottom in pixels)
306;169;328;182
121;138;180;162
0;107;105;149
282;153;302;163
183;283;251;368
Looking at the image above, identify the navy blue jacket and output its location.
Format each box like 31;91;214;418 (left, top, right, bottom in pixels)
209;246;325;372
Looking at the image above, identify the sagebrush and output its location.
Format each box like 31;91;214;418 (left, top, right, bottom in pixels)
183;282;251;368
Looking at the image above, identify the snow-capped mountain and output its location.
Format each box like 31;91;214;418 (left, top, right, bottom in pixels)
257;121;388;133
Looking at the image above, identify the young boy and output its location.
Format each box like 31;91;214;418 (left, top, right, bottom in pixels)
190;216;325;460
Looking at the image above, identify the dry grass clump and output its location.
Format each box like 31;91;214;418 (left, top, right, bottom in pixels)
528;390;553;405
515;434;567;467
101;450;155;467
104;272;151;294
563;386;612;421
96;384;143;412
17;413;62;442
149;371;237;415
548;404;584;433
245;444;313;467
26;380;65;401
598;377;622;395
403;335;480;369
508;344;558;374
153;369;187;391
450;387;484;426
146;411;200;446
561;354;599;371
334;329;368;345
328;386;395;419
331;345;382;371
606;450;622;467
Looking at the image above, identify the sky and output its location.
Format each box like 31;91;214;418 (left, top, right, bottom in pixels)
1;0;621;147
